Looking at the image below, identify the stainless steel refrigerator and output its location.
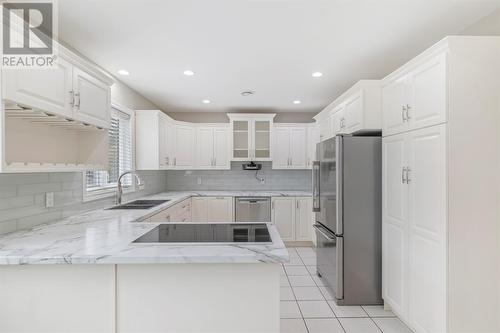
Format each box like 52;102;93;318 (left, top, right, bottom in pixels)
312;132;382;305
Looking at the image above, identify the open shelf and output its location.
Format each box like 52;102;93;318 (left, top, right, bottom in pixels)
2;104;109;173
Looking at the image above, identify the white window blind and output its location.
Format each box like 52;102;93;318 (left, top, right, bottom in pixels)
85;107;133;195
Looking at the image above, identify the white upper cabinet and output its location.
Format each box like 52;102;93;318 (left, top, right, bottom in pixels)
173;124;195;168
0;47;113;173
382;52;447;136
382;76;408;136
344;92;364;133
2;57;74;119
72;66;111;129
195;126;230;170
196;127;215;169
136;110;175;170
272;125;307;169
2;54;112;129
228;114;275;161
315;80;382;138
330;106;346;135
272;127;290;169
306;124;320;169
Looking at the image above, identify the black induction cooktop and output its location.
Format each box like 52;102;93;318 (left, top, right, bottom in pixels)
132;223;272;244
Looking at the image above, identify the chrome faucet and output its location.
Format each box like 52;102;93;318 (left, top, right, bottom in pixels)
116;171;144;205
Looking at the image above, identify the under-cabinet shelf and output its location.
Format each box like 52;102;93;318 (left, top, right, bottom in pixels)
1;103;109;173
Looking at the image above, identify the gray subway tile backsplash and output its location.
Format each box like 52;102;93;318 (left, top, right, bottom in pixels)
0;163;311;235
165;162;312;191
0;170;167;235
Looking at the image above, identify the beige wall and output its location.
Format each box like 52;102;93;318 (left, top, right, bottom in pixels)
460;8;500;36
165;111;315;123
111;81;159;110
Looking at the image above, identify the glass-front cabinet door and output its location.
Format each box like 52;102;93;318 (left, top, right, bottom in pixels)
228;114;275;161
254;120;271;159
232;120;250;159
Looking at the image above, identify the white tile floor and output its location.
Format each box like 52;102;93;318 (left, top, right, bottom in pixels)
280;247;413;333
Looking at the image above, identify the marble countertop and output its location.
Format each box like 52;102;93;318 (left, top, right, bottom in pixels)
0;191;310;265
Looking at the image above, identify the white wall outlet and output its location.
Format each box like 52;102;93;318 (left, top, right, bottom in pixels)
197;177;202;185
45;192;54;208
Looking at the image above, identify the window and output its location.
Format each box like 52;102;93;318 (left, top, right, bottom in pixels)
84;106;134;200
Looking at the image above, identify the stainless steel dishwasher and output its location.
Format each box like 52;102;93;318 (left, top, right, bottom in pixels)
235;197;271;222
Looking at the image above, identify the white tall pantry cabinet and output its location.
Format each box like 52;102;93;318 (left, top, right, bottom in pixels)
382;36;500;333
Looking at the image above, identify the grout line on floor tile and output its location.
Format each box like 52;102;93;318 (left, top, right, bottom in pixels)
369;317;384;333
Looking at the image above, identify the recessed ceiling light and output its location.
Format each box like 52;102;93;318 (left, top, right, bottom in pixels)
312;72;323;78
117;69;130;76
293;100;301;104
202;99;211;104
241;91;255;96
183;70;195;76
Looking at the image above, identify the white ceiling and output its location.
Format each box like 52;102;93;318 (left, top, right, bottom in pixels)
59;0;500;113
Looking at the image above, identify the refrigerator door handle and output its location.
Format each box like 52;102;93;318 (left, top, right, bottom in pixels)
336;236;344;300
312;161;320;212
313;224;335;240
336;136;343;235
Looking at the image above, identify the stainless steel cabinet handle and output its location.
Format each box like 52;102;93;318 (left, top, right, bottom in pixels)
402;167;407;184
69;91;74;107
402;105;407;122
74;92;81;109
406;167;411;183
406;104;411;120
296;201;299;209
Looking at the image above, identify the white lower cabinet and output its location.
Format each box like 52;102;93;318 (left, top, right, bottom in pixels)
190;197;234;222
272;197;313;242
295;197;313;241
383;125;446;333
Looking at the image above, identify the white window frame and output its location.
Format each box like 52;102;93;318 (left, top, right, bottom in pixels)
82;102;136;202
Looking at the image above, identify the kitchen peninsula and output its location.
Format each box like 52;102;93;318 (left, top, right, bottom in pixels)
0;192;289;333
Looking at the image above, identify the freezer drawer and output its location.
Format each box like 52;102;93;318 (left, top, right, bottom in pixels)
314;223;343;302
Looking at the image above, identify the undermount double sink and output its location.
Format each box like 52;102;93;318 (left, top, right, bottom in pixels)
107;200;170;210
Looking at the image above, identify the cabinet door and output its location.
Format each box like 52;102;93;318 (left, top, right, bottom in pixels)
382;76;409;136
150;207;175;222
191;197;209;222
253;120;271;160
331;106;346;135
289;127;307;169
208;197;234;222
165;120;175;169
196;127;214;169
213;128;230;169
3;58;74;118
174;125;195;168
382;132;408;319
72;66;111;129
232;120;251;160
407;125;446;333
408;54;447;131
272;197;296;242
272;127;290;169
295;197;313;241
159;117;169;169
307;125;320;169
344;92;363;133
